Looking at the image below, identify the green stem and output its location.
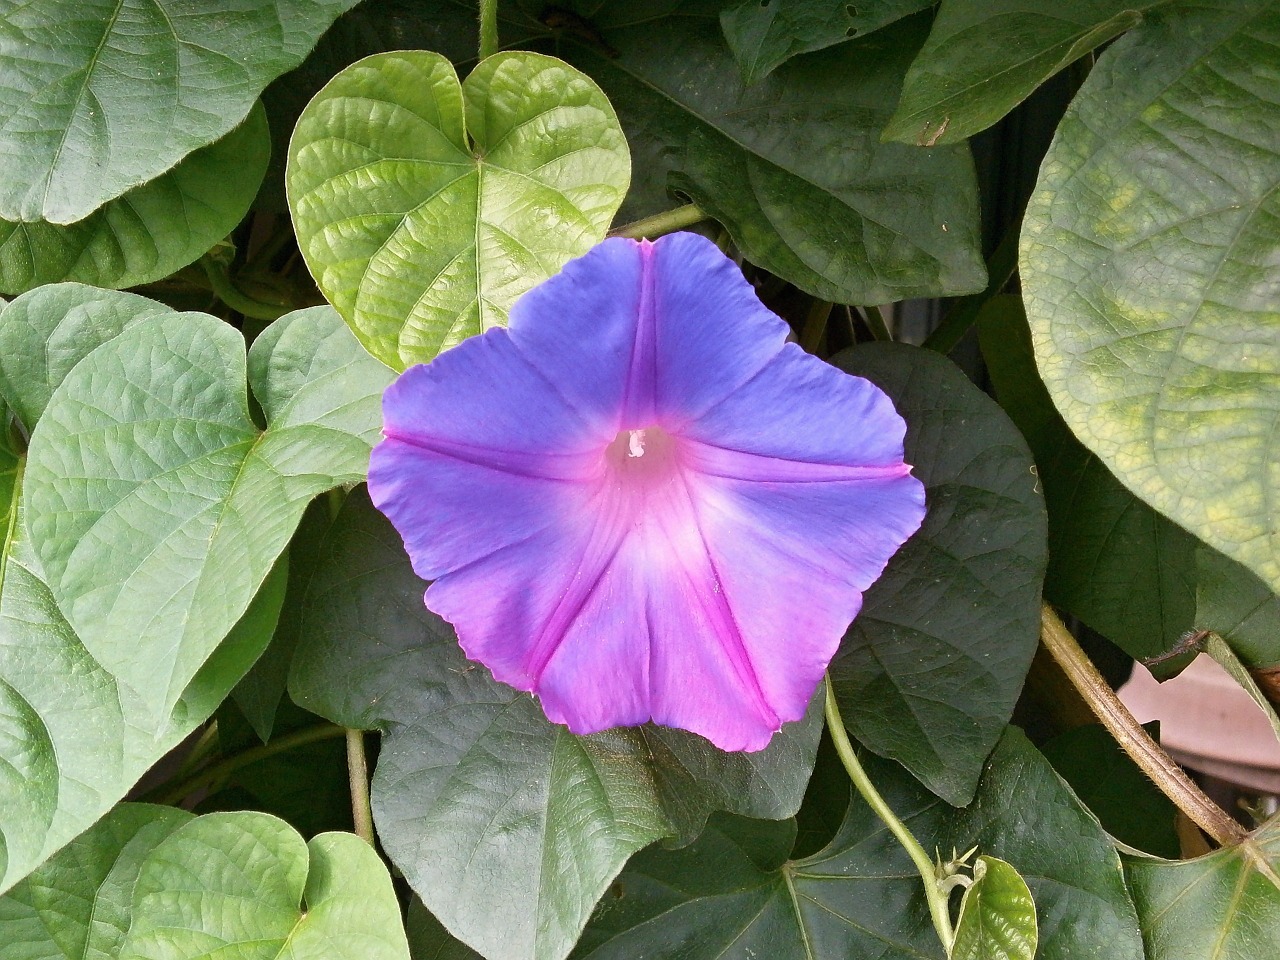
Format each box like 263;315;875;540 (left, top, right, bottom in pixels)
173;721;221;781
824;677;955;954
610;203;709;240
347;729;375;845
478;0;499;59
143;722;346;806
200;256;291;322
861;304;893;342
1039;605;1247;846
921;218;1021;355
799;300;833;355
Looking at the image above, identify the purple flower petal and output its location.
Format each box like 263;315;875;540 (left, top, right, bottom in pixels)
368;232;926;751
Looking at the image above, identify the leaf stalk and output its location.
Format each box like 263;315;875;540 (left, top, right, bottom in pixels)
824;676;957;954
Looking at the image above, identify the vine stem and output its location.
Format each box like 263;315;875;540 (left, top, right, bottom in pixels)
1039;604;1247;846
347;728;375;845
609;203;708;239
199;256;291;322
143;723;345;806
478;0;499;59
824;677;956;954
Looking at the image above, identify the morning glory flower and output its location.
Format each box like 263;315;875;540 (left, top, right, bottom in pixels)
368;232;925;751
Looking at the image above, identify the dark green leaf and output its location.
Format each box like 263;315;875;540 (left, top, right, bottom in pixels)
952;856;1038;960
1126;819;1280;960
287;50;630;370
577;728;1142;960
884;0;1154;145
978;295;1198;662
829;342;1047;805
0;0;357;223
24;306;391;731
0;804;192;958
288;489;823;960
407;899;486;960
118;814;409;960
0;104;269;295
1196;547;1280;668
1040;723;1180;859
560;12;986;303
1021;0;1280;594
720;0;930;85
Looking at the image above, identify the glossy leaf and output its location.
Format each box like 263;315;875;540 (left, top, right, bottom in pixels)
0;0;357;224
952;856;1038;960
116;813;409;960
978;295;1198;663
1126;819;1280;960
576;728;1142;960
829;342;1047;805
23;305;390;734
885;1;1153;145
720;0;930;84
1021;1;1280;594
0;104;269;296
288;489;823;960
0;285;174;431
0;804;192;958
559;11;986;304
288;50;630;369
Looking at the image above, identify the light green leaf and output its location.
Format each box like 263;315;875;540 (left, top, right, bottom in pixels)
885;1;1155;146
952;855;1038;960
1021;0;1280;594
1126;818;1280;960
288;50;630;369
720;0;930;85
0;0;358;224
0;103;269;296
0;520;286;895
288;489;822;960
23;306;392;732
562;12;986;304
576;728;1141;960
977;295;1198;663
0;284;175;431
0;804;192;960
89;812;409;960
829;343;1047;805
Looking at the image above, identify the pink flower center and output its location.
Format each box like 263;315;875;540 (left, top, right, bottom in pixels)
605;426;677;481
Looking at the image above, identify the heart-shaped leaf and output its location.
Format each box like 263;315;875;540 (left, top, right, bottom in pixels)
287;488;823;960
952;856;1038;960
0;103;269;296
574;728;1142;960
978;295;1198;662
719;0;930;85
1020;0;1280;594
23;304;392;730
0;804;192;957
559;12;985;304
0;0;357;224
884;0;1153;146
829;342;1047;805
287;50;630;369
1126;818;1280;960
1;805;410;960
